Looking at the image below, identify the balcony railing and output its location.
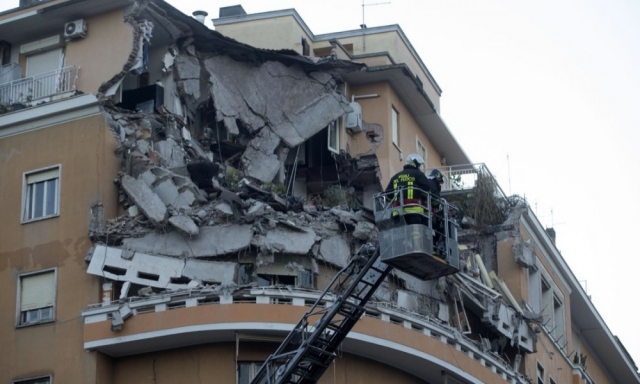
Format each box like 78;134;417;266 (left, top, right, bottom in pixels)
429;163;508;199
0;66;78;105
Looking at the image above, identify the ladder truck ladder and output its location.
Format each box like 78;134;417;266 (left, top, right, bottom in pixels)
250;244;392;384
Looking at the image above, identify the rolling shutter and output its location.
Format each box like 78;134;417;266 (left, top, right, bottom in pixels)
21;271;55;311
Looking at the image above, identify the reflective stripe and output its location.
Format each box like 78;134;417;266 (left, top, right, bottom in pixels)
408;181;414;199
404;206;424;214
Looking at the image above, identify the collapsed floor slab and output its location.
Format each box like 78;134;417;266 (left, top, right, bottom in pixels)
122;224;253;257
87;245;237;289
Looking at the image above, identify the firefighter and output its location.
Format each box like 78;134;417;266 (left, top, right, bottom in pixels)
385;154;432;225
428;169;444;198
428;169;446;256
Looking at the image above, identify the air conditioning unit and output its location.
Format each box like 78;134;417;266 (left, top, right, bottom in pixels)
64;19;87;41
345;101;362;133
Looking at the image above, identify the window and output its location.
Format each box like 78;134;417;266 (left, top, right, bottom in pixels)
327;119;339;154
536;361;545;384
238;361;261;384
26;47;61;77
416;138;427;169
529;260;567;351
549;377;557;384
238;361;299;384
552;294;565;342
13;375;51;384
23;166;60;222
17;270;56;327
391;107;399;146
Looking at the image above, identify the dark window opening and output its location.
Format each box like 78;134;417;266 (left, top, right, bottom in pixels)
118;83;164;113
138;271;160;281
103;265;127;276
170;276;191;284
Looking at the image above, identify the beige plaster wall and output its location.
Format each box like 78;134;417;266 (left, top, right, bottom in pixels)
64;8;133;94
216;16;312;54
0;114;121;383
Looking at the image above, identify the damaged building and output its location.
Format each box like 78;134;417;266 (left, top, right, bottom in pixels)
0;1;638;384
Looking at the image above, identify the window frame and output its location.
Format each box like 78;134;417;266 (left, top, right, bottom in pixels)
416;137;427;170
16;268;57;328
327;119;339;154
13;374;52;384
391;106;399;147
21;165;61;223
536;361;545;384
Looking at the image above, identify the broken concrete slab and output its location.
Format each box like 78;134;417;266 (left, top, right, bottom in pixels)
183;259;236;284
203;55;351;181
168;215;199;236
330;207;359;226
318;234;351;267
88;245;236;289
251;227;316;255
215;202;233;216
353;220;376;240
121;174;167;227
154;139;185;168
242;128;283;183
140;167;199;210
122;224;253;257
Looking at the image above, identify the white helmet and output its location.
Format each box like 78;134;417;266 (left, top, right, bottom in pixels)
406;154;425;167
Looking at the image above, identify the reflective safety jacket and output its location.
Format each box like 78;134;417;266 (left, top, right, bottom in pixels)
385;164;432;214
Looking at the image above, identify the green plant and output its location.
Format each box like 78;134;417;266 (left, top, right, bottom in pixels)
446;171;508;226
450;173;464;190
573;352;587;370
223;166;240;187
262;182;286;194
322;185;346;206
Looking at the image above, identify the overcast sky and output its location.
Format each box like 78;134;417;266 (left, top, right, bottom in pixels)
3;0;639;367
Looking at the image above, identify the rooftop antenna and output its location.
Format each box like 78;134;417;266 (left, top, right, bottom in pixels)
361;0;391;52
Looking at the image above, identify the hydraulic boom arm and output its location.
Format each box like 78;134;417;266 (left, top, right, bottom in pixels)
250;244;392;384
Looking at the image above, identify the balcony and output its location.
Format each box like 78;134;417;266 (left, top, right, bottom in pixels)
431;163;506;197
0;66;79;110
81;288;528;383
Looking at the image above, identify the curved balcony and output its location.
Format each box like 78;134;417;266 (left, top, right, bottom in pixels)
82;289;527;384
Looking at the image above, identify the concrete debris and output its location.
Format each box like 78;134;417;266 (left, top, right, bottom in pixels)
353;220;376;240
251;227;316;255
121;174;167;227
122;224;253;257
88;245;236;289
319;235;351;267
154;139;186;167
330;207;359;226
214;203;234;216
168;215;199;236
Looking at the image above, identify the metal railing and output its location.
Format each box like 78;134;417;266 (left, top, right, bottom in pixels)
429;163;508;199
0;66;79;105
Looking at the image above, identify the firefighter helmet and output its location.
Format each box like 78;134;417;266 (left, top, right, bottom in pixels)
429;169;445;184
406;154;425;168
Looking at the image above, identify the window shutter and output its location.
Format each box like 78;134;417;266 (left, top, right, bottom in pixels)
21;272;55;311
26;168;58;184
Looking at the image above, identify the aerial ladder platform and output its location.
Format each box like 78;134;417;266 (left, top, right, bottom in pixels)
250;188;459;384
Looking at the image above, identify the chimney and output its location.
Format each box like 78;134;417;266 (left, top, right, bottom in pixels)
219;5;247;18
545;227;556;244
192;10;208;24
